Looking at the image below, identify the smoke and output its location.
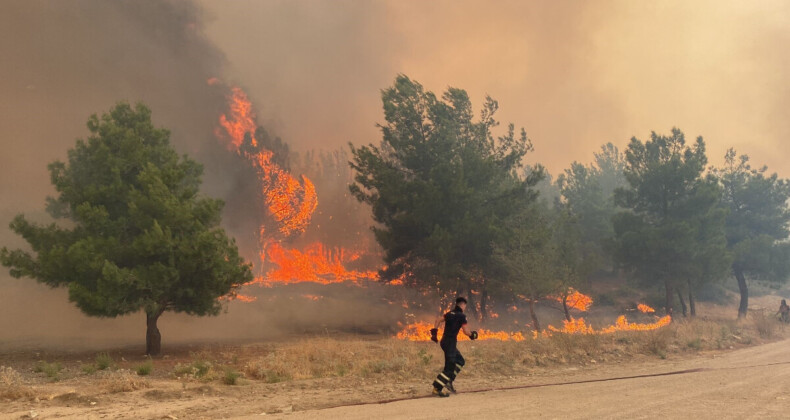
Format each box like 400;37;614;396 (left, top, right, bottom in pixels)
198;0;790;176
3;0;790;350
0;0;386;350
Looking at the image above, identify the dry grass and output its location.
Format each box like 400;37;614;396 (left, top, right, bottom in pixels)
148;316;780;388
242;338;423;382
0;366;35;400
99;369;150;393
751;309;777;338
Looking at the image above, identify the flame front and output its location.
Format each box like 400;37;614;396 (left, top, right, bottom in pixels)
254;241;378;285
397;314;671;342
395;321;526;342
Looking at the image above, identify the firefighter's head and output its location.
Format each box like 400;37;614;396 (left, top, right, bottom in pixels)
455;297;467;311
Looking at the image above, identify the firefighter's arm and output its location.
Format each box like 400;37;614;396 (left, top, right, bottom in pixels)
431;315;444;342
434;314;445;329
463;324;478;340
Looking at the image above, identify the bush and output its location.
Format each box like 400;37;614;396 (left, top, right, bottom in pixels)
136;359;153;376
173;360;217;381
222;369;241;385
34;361;63;381
81;364;97;375
418;349;433;365
0;366;34;400
95;353;115;371
686;338;702;350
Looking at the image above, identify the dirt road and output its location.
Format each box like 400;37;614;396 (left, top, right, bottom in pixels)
274;339;790;420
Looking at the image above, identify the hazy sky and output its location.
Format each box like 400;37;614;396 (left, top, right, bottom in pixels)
198;0;790;175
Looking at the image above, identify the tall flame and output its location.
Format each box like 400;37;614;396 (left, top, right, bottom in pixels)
216;86;318;237
214;82;380;287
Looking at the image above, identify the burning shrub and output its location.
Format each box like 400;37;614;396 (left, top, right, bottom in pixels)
0;366;34;400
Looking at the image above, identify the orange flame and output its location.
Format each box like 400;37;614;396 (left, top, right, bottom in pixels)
218;87;259;149
213;83;384;289
216;86;318;237
395;321;526;342
397;314;671;341
251;241;378;286
219;294;257;303
548;317;595;334
551;288;593;312
549;315;672;335
637;303;655;313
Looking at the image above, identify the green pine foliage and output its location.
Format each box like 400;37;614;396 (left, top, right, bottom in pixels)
612;128;730;316
712;149;790;318
0;103;253;354
349;75;541;297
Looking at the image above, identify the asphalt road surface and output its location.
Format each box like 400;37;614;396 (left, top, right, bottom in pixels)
267;339;790;420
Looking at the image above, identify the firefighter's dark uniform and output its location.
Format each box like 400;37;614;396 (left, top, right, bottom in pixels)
432;306;467;391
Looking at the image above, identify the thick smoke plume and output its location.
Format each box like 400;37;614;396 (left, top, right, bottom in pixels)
199;0;790;176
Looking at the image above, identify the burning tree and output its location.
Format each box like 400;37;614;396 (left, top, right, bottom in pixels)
0;103;252;355
349;75;541;307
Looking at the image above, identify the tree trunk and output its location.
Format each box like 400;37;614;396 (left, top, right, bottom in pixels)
735;268;748;319
562;294;571;322
688;280;696;317
146;310;164;356
467;293;478;319
528;299;541;333
664;281;674;318
479;289;488;322
677;289;688;317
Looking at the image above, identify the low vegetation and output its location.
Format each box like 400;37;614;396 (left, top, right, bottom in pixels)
33;360;63;381
136;359;153;376
99;369;149;393
0;366;34;400
95;352;115;371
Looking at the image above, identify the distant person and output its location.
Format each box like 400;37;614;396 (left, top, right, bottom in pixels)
430;296;478;397
778;299;790;323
